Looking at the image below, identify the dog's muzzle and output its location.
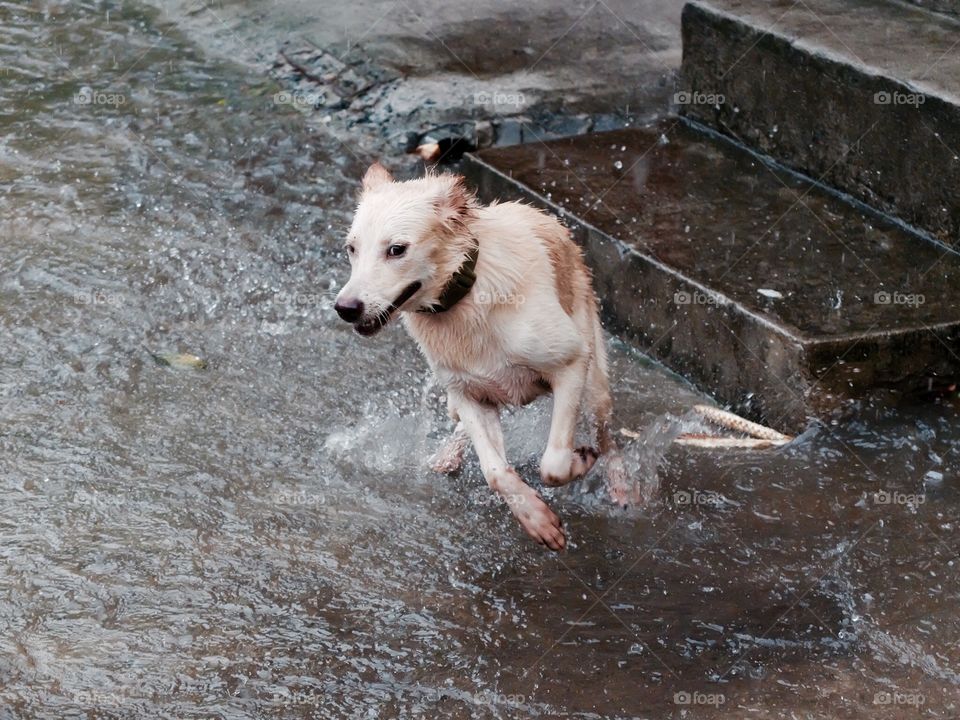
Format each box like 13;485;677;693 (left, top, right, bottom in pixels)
352;281;422;336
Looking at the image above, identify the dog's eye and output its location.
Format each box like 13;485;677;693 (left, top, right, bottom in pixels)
346;244;355;255
387;244;407;258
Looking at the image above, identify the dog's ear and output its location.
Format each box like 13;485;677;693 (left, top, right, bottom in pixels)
361;162;394;192
432;175;475;227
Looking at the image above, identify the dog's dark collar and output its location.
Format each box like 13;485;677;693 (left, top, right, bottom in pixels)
419;241;479;314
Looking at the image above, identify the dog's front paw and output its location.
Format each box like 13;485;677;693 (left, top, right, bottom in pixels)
540;446;598;487
491;469;566;551
514;492;566;551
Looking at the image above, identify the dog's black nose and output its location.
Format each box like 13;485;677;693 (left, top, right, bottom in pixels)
335;298;364;323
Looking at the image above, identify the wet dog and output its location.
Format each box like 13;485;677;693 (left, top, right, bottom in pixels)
335;162;630;550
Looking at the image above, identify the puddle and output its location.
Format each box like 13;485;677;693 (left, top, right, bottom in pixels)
0;2;957;719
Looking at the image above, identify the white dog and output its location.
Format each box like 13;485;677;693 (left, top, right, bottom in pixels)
335;162;630;550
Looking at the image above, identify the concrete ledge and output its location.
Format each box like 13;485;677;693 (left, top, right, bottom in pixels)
462;122;960;431
679;0;960;247
905;0;960;16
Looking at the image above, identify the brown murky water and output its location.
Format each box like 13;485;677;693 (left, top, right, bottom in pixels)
0;2;958;718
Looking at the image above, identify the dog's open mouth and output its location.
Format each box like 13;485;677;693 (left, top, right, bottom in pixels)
354;281;422;336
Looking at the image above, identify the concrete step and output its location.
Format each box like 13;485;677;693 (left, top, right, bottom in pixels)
678;0;960;248
462;120;960;431
907;0;960;16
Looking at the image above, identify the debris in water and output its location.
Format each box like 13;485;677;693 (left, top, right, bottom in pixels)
757;288;784;299
150;351;208;370
411;137;477;165
693;404;792;442
674;434;786;449
620;406;793;449
413;142;442;162
830;289;843;310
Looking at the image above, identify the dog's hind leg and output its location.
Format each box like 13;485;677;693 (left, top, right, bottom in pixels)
429;421;468;474
589;375;635;507
588;322;615;456
451;392;566;551
586;323;640;506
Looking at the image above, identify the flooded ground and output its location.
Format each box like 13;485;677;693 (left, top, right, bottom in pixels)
0;2;958;718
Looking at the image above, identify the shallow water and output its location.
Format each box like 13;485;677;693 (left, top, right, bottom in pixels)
0;3;958;719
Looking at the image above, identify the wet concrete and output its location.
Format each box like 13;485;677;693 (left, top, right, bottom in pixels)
2;2;960;719
680;0;960;247
464;121;960;430
146;0;685;155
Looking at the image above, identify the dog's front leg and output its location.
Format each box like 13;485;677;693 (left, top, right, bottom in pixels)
540;356;597;487
429;421;468;474
451;392;566;551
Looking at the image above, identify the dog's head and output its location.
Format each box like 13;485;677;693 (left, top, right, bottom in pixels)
335;162;477;336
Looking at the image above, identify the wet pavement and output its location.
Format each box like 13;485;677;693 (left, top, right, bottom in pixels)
680;0;960;245
468;123;960;337
148;0;684;118
1;2;959;719
464;122;960;429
